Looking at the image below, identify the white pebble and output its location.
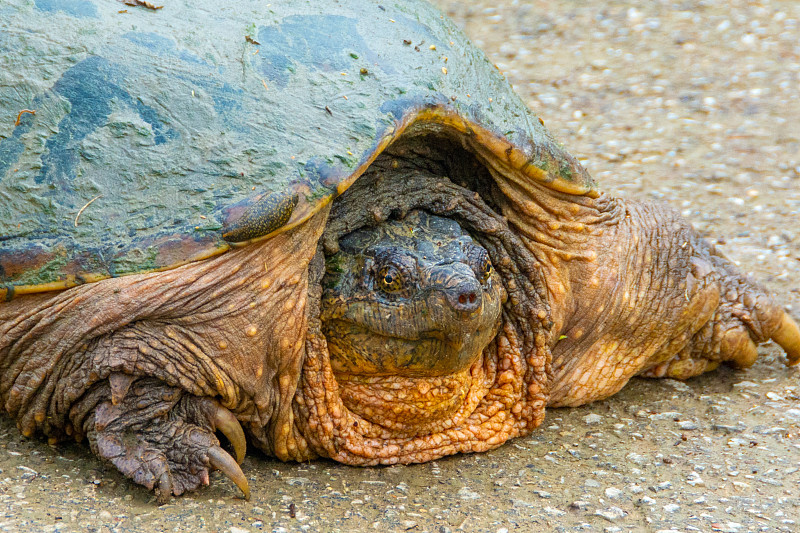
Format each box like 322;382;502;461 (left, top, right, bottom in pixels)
583;413;604;425
457;487;479;500
595;507;627;521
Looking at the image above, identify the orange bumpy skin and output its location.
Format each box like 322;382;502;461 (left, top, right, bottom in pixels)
1;142;799;501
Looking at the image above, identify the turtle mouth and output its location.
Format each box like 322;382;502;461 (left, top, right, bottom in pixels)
322;318;499;377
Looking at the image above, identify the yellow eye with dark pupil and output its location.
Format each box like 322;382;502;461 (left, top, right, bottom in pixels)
482;259;492;281
378;266;403;292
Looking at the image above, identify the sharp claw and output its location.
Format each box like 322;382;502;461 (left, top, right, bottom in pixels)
213;404;247;464
772;312;800;366
207;445;250;500
155;470;173;505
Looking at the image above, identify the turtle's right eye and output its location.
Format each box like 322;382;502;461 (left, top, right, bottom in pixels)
377;265;403;293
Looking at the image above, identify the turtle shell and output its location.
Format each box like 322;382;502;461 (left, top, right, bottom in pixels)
0;0;595;300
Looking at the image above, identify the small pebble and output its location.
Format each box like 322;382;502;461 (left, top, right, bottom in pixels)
595;507;627;521
457;487;479;500
650;481;672;492
721;523;743;533
784;409;800;421
625;453;648;466
687;472;704;486
583;414;603;425
661;380;692;392
712;423;746;433
649;411;682;421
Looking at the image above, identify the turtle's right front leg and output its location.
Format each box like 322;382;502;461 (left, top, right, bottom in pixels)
80;376;249;503
1;314;252;503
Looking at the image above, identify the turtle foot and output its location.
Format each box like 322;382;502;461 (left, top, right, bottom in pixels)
643;254;798;379
88;377;249;503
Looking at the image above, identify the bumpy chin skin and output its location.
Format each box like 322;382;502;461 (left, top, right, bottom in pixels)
325;312;502;436
292;315;549;465
322;315;500;377
334;365;487;437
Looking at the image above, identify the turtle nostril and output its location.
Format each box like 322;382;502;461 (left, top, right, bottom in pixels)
452;289;479;312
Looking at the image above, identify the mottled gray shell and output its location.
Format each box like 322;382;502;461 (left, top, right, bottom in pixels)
0;0;594;299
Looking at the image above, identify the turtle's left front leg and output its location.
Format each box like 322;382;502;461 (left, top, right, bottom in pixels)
531;199;799;407
641;248;800;379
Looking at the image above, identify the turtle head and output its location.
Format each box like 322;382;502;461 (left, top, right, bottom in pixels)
320;210;504;430
321;210;504;377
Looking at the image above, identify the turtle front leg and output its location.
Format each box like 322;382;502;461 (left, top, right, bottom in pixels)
641;251;800;379
516;197;800;407
84;377;249;504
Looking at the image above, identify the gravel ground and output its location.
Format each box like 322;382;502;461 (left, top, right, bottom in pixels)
1;1;799;532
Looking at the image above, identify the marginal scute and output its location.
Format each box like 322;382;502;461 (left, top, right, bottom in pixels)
222;190;299;243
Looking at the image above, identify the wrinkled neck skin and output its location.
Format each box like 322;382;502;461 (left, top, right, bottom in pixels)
497;179;623;341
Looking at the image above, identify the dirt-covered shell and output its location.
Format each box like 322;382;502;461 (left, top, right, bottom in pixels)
0;0;595;300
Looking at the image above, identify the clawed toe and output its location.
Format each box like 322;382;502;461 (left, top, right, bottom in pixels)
771;312;800;366
721;325;759;369
203;399;247;464
208;445;250;500
155;471;174;505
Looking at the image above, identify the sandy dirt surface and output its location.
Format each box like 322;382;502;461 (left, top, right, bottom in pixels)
1;1;799;531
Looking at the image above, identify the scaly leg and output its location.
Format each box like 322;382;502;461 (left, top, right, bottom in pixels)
86;377;249;504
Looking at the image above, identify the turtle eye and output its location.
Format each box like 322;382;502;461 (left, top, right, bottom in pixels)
467;246;493;283
480;256;493;282
377;265;403;293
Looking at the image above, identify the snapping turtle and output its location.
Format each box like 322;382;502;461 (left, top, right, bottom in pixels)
1;0;799;503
